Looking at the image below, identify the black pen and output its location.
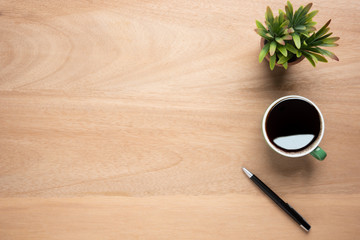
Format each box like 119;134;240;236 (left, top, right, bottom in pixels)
242;167;311;232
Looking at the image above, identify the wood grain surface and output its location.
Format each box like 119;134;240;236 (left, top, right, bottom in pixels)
1;0;360;239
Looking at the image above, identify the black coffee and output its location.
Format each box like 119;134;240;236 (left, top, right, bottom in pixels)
265;98;321;152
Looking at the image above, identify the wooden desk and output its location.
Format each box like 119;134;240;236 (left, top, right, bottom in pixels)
1;1;359;239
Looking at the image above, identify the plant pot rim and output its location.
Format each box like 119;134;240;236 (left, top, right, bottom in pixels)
260;38;305;68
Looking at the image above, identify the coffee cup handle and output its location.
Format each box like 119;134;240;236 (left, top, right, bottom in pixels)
310;147;327;160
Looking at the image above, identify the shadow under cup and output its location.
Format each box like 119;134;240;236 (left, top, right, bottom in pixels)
262;95;326;160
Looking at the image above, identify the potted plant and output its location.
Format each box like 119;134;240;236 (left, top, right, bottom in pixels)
255;1;339;70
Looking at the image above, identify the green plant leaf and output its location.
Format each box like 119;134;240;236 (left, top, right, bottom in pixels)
301;32;310;38
293;33;301;48
259;43;270;63
287;1;293;16
307;21;317;27
303;3;313;15
283;61;288;69
306;10;318;21
265;33;273;39
283;34;292;40
310;53;318;64
319;43;339;47
255;29;272;41
265;20;272;31
269;53;276;70
322;37;340;43
310;52;328;62
295;25;306;31
318;28;330;38
269;41;277;56
315;32;333;42
306;26;316;32
314;48;339;61
256;20;267;31
306;32;317;44
277;55;288;64
266;6;274;22
279;9;286;17
285;43;298;54
304;47;321;54
285;6;292;20
296;51;302;58
295;5;308;25
293;6;303;25
302;51;316;67
315;20;331;38
273;16;279;30
280;20;290;29
277;45;288;57
279;11;284;23
275;37;285;45
288;27;295;34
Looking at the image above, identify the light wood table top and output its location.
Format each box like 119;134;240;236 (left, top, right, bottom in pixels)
1;1;360;239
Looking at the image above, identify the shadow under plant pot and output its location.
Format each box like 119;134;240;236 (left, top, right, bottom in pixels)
260;38;305;68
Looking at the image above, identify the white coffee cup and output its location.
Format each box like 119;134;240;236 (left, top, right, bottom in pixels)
262;95;326;160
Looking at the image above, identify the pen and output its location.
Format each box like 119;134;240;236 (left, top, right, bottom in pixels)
242;167;311;232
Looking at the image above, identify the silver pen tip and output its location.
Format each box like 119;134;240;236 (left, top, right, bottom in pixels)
300;225;309;232
242;167;253;178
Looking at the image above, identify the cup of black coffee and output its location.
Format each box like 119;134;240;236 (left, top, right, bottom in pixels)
262;95;326;160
